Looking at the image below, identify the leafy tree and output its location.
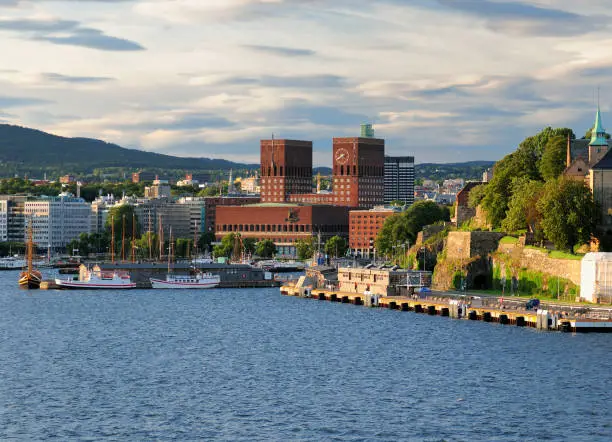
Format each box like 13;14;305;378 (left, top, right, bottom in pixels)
536;178;597;252
135;232;159;260
539;135;568;181
213;233;237;258
0;242;25;257
174;238;193;258
296;237;316;260
389;200;406;208
501;177;544;234
467;184;487;209
197;231;216;253
255;239;276;258
376;201;449;256
243;238;256;255
324;236;348;258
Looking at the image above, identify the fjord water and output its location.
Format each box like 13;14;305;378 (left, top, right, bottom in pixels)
1;272;611;441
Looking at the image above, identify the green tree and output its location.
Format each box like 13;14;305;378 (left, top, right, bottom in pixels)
584;125;611;140
467;184;487;209
243;238;256;255
536;178;597;252
213;233;237;258
324;235;348;258
376;201;450;256
175;238;193;258
255;239;276;258
501;177;544;234
539;135;568;181
295;237;316;260
197;231;216;253
135;232;159;260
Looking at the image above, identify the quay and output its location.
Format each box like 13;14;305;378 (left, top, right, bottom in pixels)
281;265;612;333
281;285;612;333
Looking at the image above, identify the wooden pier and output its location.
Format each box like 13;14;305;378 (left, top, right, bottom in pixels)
280;285;612;333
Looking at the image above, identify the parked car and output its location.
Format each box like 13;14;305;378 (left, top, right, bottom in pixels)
525;299;541;310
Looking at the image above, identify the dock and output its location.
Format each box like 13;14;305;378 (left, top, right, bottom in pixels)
280;285;612;333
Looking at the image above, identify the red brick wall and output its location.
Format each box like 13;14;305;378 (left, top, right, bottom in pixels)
349;210;396;249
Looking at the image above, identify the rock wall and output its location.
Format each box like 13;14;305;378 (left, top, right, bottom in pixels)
446;231;504;259
518;247;581;285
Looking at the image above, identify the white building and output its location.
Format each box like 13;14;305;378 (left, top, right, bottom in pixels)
0;200;8;242
25;193;91;250
581;253;612;303
91;194;117;234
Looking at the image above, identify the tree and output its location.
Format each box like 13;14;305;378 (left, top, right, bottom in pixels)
584;125;611;140
467;184;487;209
174;238;193;258
243;238;256;256
501;177;544;234
135;232;159;260
536;178;597;252
197;231;216;254
376;201;450;256
539;135;568;181
295;237;316;260
213;233;236;258
255;239;276;258
325;236;348;258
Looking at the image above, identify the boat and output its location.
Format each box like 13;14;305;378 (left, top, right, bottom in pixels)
150;226;221;289
55;267;136;290
150;271;221;289
18;223;42;289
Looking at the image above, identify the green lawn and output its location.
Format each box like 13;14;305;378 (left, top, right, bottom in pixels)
499;236;519;244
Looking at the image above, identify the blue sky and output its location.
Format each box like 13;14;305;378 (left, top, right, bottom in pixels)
0;0;611;165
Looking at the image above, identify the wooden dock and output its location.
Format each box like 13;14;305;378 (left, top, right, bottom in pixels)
280;285;612;333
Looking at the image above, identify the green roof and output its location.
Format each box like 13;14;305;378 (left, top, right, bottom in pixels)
591;107;608;146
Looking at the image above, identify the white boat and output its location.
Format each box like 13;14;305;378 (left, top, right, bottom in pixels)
150;272;220;289
55;267;136;290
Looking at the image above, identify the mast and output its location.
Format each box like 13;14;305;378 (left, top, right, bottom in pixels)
111;215;115;264
131;213;136;263
167;226;173;274
27;221;33;275
148;209;152;261
121;214;126;262
158;214;163;261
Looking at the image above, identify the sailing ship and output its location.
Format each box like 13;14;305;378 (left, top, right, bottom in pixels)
150;227;221;289
18;223;42;289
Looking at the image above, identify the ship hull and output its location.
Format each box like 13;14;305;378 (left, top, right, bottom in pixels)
150;278;219;289
19;273;41;289
54;279;136;290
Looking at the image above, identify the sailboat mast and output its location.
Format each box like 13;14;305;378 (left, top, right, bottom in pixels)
158;214;163;261
148;210;152;261
121;214;126;262
111;215;115;264
131;213;136;263
27;222;33;275
167;227;173;274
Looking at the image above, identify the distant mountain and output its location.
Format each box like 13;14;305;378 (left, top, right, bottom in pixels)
0;124;258;178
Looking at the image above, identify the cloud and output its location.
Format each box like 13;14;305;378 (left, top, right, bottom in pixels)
0;18;145;51
436;0;609;36
217;74;346;89
41;72;115;83
244;44;316;57
0;95;51;107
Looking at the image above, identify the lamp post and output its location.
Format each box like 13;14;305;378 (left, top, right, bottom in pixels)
421;246;426;272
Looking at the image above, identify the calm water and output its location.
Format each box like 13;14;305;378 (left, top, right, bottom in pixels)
1;271;611;441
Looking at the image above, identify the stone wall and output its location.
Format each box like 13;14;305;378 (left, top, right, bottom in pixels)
446;231;505;259
518;247;581;285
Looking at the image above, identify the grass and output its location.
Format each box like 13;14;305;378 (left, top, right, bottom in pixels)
499;236;519;244
524;245;584;261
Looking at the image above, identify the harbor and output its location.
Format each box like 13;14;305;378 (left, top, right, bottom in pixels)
281;266;612;333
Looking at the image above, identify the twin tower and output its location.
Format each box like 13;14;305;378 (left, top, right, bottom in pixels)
260;132;385;209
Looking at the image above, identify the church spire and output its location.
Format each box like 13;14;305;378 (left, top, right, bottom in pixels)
590;105;608;146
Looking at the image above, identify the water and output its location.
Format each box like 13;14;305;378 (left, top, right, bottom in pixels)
1;271;611;441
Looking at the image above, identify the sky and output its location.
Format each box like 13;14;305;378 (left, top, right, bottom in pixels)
0;0;612;166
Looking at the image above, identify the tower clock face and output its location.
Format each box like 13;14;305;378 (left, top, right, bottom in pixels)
335;148;349;165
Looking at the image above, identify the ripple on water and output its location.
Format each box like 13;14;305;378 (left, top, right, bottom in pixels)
1;275;612;441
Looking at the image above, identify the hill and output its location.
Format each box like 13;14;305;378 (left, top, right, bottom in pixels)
416;161;494;182
0;124;257;178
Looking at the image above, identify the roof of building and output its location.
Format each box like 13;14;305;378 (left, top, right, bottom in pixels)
591;107;608;146
591;148;612;170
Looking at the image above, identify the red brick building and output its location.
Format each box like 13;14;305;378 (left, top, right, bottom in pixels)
216;203;349;257
349;207;400;257
261;136;385;209
203;196;261;233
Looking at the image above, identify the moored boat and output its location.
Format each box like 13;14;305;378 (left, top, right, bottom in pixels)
55;267;136;290
19;223;41;289
150;272;221;289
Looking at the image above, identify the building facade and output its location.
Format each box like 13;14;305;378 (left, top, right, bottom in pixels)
215;203;349;257
260;139;313;203
349;207;399;257
384;156;415;206
0;200;8;242
24;194;91;250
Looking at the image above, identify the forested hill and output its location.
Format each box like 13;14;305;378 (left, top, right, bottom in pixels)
0;124;257;177
415;161;495;182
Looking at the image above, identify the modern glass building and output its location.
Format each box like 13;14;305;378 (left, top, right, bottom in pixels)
384;156;415;206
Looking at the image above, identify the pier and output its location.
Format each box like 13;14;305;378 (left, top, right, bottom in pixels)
280;285;612;333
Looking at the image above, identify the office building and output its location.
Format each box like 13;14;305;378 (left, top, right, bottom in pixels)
384;156;415;206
